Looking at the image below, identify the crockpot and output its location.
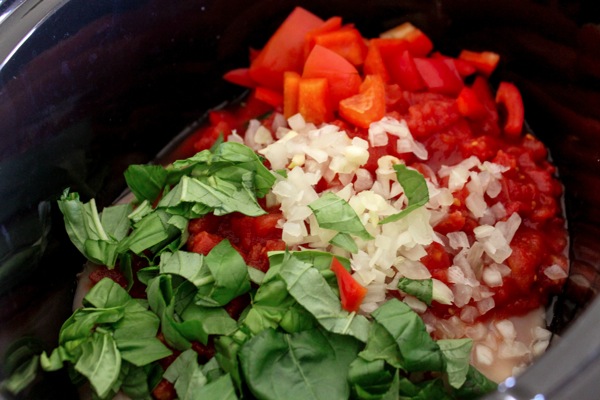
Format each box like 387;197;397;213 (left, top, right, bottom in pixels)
1;1;599;399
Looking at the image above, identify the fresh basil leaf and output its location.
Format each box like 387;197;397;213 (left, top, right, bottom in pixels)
118;210;180;256
60;307;124;346
408;378;453;400
146;275;192;351
159;175;266;218
214;336;244;393
127;199;153;223
267;250;350;285
330;232;359;253
74;332;121;399
451;365;497;399
397;277;433;306
100;203;133;241
163;349;208;399
358;321;403;369
178;303;238;344
57;190;120;266
124;164;168;203
159;250;208;287
379;164;429;224
242;278;297;334
348;357;396;399
438;338;473;389
239;328;360;400
120;363;153;400
83;277;131;309
196;373;238;400
309;192;374;241
372;299;444;372
277;253;370;342
196;240;251;307
113;302;171;366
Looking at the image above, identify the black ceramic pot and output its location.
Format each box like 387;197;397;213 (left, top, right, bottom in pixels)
0;1;599;399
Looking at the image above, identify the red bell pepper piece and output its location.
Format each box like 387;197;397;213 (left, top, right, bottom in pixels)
303;45;361;109
380;22;433;57
304;16;343;59
339;74;386;128
387;50;426;92
413;57;463;96
431;52;477;77
254;87;284;108
312;27;368;66
495;81;525;137
223;68;257;88
249;7;324;91
364;42;389;82
456;86;487;119
283;71;301;119
458;50;500;77
330;257;367;313
298;77;333;125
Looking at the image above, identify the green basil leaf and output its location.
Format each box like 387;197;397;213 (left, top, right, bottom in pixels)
309;192;373;241
178;303;238;344
239;328;360;400
277;253;370;342
57;190;120;266
358;321;403;369
146;275;192;351
196;240;251;307
194;374;237;400
120;363;153;399
117;337;172;367
372;299;444;372
242;278;297;334
397;277;433;306
163;349;208;399
101;203;133;241
438;338;473;389
159;250;209;287
348;357;396;399
124;164;168;203
451;365;497;399
330;232;359;253
83;277;131;309
379;164;429;224
74;332;121;399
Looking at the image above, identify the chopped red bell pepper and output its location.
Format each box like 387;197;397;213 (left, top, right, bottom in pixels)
330;257;367;312
298;77;333;124
304;16;343;59
363;42;389;82
249;7;324;91
456;86;487;119
379;22;433;57
312;27;368;66
413;57;463;96
254;86;284;108
387;50;426;92
223;68;257;88
495;81;525;137
431;52;477;77
303;45;361;109
283;71;301;119
458;50;500;77
339;74;386;128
